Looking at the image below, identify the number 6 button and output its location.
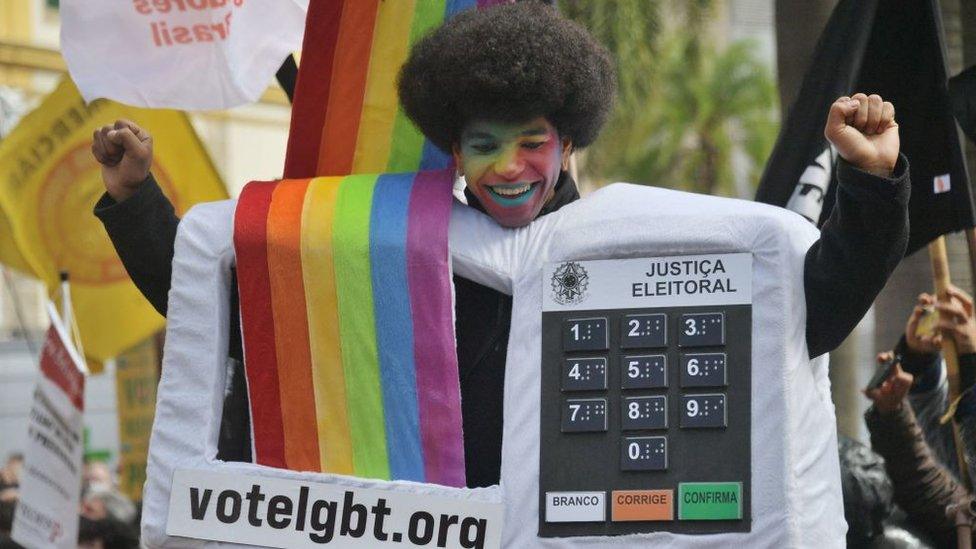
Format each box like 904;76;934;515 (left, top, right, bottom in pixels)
680;353;727;388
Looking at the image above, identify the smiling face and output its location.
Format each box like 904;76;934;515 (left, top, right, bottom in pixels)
453;117;570;227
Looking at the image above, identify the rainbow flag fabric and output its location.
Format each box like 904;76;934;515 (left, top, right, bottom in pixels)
283;0;507;179
233;170;465;487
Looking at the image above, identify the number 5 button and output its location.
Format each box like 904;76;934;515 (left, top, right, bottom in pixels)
621;355;667;389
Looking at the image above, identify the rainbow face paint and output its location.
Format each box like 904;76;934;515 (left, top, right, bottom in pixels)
456;117;564;227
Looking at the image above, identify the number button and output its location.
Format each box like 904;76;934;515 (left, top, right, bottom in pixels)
621;313;667;349
621;355;667;389
562;358;608;391
563;318;609;352
680;394;727;428
621;396;667;430
678;313;725;347
561;398;608;432
680;353;728;388
621;436;667;471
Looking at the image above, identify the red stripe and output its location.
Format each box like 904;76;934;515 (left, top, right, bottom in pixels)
283;0;345;179
233;182;287;467
315;0;380;175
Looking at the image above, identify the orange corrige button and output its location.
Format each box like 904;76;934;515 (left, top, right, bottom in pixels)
611;490;674;522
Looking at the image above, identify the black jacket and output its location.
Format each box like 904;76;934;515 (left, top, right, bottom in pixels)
95;157;910;487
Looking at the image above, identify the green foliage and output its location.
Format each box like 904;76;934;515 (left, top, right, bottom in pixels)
559;0;779;197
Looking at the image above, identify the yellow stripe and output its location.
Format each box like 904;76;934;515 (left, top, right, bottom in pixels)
301;177;354;474
351;0;418;172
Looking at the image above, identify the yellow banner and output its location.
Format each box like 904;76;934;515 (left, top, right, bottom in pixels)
0;78;227;363
114;336;159;501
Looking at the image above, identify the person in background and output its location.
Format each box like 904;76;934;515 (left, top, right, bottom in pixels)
864;286;976;546
77;515;139;549
0;454;21;492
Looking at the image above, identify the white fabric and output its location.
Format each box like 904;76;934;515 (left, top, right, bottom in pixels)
60;1;306;110
140;200;500;548
449;184;843;548
145;184;846;547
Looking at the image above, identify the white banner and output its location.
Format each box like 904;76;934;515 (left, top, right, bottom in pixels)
60;0;307;110
543;253;753;312
11;310;87;549
167;469;504;548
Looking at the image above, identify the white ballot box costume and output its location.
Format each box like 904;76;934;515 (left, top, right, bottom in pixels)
143;183;844;548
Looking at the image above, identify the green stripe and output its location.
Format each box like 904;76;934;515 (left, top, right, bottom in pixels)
387;0;447;172
333;174;389;479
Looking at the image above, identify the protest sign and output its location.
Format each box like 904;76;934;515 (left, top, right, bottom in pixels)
60;0;307;110
11;306;87;549
0;78;227;364
114;337;159;501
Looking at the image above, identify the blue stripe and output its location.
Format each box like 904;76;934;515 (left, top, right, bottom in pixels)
369;173;424;482
420;139;452;170
445;0;477;17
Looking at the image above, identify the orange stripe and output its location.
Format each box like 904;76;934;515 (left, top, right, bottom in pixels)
267;179;321;471
316;0;380;175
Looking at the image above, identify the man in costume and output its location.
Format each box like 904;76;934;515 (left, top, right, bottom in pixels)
92;2;908;489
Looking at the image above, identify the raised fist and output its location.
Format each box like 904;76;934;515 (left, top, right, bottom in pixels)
824;93;899;177
91;119;153;202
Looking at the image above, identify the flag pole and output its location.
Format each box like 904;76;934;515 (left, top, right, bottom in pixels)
59;271;87;373
966;228;976;298
928;236;972;489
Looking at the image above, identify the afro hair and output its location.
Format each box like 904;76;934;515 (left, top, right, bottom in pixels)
397;3;616;153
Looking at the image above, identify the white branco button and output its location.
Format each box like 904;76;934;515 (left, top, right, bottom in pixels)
545;491;606;522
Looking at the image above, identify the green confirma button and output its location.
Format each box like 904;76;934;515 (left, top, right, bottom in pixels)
678;482;742;520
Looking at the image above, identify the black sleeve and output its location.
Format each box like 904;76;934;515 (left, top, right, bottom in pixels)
93;173;178;316
805;154;910;358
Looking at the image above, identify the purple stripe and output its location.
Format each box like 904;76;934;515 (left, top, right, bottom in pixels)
407;170;466;487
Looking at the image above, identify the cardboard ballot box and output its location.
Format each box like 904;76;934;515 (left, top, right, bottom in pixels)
143;183;843;548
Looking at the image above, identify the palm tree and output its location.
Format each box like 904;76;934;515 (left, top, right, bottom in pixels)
560;0;778;197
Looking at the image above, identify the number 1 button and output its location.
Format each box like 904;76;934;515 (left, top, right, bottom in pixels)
563;318;609;352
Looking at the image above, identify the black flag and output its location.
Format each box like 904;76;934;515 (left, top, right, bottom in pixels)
755;0;974;255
